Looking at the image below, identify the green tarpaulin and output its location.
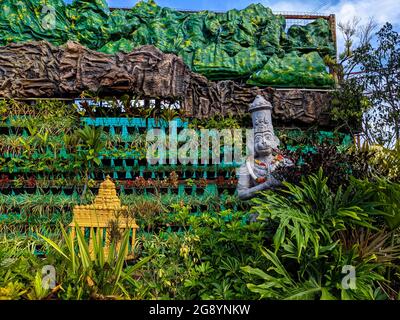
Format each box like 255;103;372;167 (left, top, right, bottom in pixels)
285;18;336;57
247;51;335;88
0;0;336;88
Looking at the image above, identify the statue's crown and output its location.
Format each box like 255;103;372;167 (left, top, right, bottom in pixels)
249;95;274;134
249;95;273;113
254;116;273;134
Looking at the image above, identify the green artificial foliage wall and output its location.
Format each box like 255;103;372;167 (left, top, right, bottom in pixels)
0;0;335;88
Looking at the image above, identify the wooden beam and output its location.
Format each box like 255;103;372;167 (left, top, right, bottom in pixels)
279;14;330;20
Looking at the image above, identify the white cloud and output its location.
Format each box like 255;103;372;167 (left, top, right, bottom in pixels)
261;0;400;54
263;0;400;26
263;0;320;13
329;0;400;26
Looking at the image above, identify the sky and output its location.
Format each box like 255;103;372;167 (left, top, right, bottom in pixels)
61;0;400;29
62;0;400;52
103;0;400;30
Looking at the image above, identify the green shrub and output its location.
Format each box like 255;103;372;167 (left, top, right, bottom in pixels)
243;169;400;300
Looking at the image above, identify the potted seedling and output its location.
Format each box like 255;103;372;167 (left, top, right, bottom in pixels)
160;108;179;125
36;177;50;194
24;176;36;194
168;171;179;187
124;180;135;195
138;156;148;167
133;176;146;188
13;175;25;195
113;126;122;135
158;177;169;194
88;178;99;193
132;176;146;195
168;171;179;194
73;176;84;194
196;177;208;195
216;176;226;195
216;176;225;186
127;126;137;135
50;177;64;194
62;182;74;195
226;177;238;195
185;178;195;194
145;178;157;195
0;174;10;195
0;174;10;189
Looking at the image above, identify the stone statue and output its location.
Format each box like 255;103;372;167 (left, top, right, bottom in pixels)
237;95;294;200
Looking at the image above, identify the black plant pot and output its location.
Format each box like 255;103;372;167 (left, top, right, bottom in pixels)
134;188;144;195
184;186;193;194
9;127;19;135
114;159;123;167
75;186;83;194
217;186;227;195
102;159;112;167
125;159;135;167
0;187;11;195
39;187;51;194
143;172;152;179
50;187;61;195
25;187;36;194
196;187;205;195
167;225;182;232
117;171;125;179
12;187;23;195
227;186;236;195
34;246;46;258
62;187;74;195
124;188;134;195
0;127;9;134
146;187;157;195
90;187;100;194
94;171;104;180
127;127;137;135
159;187;169;194
138;127;147;134
199;204;208;212
190;206;198;214
114;126;122;135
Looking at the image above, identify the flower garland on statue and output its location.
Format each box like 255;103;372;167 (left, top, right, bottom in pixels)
246;150;289;184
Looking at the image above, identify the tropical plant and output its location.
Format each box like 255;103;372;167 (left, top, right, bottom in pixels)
38;224;152;299
242;169;400;300
129;206;267;299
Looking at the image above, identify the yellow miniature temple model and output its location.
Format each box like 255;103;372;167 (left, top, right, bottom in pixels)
69;176;138;259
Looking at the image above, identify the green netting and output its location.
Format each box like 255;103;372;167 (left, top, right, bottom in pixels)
247;51;335;88
0;0;336;87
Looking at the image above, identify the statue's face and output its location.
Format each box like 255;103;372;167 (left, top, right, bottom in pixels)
254;131;278;156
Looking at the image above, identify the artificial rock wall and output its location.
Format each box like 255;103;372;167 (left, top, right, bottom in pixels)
0;41;332;126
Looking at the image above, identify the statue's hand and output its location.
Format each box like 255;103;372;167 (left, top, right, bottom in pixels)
260;176;282;188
